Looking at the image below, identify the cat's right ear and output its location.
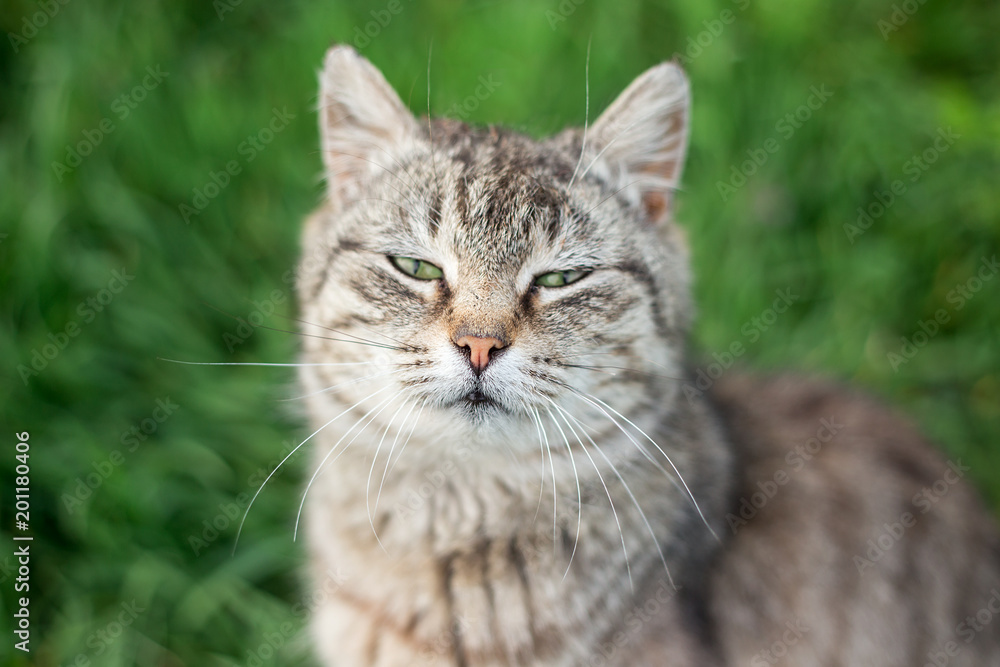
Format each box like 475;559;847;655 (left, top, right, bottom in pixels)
589;62;690;224
318;46;421;210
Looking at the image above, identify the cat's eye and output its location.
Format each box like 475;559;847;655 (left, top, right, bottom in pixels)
534;269;588;288
390;256;444;280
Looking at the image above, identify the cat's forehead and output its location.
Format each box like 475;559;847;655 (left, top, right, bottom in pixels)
379;121;608;270
421;119;576;182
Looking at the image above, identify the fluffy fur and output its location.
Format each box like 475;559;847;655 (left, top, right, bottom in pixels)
295;46;1000;666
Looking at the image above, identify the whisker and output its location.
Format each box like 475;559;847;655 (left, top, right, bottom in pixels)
372;397;424;524
294;389;406;541
200;301;407;352
425;40;442;232
233;384;393;554
544;407;582;581
366;396;414;553
527;403;549;525
278;312;418;353
158;358;374;368
558;386;681;497
560;383;682;480
558;363;618;377
577;104;684;185
582;179;645;219
281;368;405;402
551;400;674;590
557;362;684;382
557;350;679;374
567;38;592;191
384;397;428;478
564;385;719;543
531;406;559;547
545;398;633;589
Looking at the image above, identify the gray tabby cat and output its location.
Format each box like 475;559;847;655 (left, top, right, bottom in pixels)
296;45;1000;666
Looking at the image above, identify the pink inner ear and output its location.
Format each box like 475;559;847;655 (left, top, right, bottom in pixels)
644;191;669;222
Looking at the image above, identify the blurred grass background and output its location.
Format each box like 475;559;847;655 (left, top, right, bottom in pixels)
1;0;998;664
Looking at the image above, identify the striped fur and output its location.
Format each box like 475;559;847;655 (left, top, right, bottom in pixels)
296;46;1000;666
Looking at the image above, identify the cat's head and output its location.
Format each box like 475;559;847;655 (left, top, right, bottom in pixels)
297;46;693;446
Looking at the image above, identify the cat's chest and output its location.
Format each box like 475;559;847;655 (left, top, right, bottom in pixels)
305;464;623;665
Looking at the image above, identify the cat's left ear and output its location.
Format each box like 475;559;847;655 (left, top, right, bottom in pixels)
318;45;421;210
589;62;690;223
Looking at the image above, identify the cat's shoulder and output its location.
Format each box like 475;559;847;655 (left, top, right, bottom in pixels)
709;371;953;491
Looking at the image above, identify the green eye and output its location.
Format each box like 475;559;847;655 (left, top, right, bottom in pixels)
390;256;444;280
534;269;588;288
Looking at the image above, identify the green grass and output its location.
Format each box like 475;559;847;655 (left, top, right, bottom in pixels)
1;0;998;664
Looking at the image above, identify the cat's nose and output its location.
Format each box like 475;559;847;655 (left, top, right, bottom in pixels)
454;334;506;373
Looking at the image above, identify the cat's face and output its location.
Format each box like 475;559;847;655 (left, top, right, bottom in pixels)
297;47;692;449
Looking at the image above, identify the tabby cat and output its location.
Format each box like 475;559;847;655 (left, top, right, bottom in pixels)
295;45;1000;666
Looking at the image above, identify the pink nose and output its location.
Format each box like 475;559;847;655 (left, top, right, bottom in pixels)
455;334;505;372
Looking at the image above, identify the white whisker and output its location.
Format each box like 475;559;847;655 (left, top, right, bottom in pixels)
532;406;559;546
567;38;592;191
527;403;549;525
551;400;674;590
577;104;684;186
294;389;406;541
233;384;393;554
159;358;374;368
283;368;405;402
544;407;582;580
372;397;424;524
569;387;719;543
366;396;414;553
385;398;428;477
546;399;635;589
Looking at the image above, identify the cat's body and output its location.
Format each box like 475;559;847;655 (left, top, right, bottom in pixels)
296;46;1000;665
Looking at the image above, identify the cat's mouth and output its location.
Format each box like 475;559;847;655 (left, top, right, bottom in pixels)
456;388;504;413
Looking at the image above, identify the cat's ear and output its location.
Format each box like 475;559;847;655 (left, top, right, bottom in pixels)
318;45;421;209
589;62;690;223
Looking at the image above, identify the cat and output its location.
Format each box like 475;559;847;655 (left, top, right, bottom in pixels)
294;45;1000;666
